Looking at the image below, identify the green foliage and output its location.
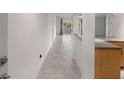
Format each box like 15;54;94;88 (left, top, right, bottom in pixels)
63;22;71;34
63;22;71;29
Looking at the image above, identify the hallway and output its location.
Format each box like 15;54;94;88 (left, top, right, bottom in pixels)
37;35;81;79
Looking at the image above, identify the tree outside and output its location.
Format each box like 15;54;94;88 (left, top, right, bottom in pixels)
63;22;71;34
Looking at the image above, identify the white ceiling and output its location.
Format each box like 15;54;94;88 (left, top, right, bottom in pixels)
55;13;109;19
96;13;107;16
95;13;107;17
55;13;76;19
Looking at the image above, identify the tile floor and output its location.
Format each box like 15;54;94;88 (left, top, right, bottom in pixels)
37;35;81;79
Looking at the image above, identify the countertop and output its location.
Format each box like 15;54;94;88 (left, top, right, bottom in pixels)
105;38;124;42
96;37;124;42
95;38;121;49
73;35;121;49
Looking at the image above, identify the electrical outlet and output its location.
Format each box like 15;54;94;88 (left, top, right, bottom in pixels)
40;54;42;58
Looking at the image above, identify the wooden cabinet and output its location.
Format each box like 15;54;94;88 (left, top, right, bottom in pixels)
95;48;121;79
107;41;124;67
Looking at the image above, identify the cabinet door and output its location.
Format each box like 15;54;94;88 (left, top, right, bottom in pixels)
121;43;124;67
107;41;124;67
95;48;121;79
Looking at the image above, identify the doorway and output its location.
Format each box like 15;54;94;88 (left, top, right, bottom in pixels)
63;20;72;35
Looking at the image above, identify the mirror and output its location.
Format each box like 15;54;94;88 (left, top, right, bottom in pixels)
78;14;83;36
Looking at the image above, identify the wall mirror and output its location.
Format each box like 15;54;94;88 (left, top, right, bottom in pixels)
78;14;83;36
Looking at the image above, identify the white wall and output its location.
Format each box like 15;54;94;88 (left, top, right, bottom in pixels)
109;14;124;39
72;14;82;69
72;14;80;34
0;14;8;74
56;16;61;35
53;15;57;39
72;13;95;79
8;13;56;79
95;16;106;37
81;14;95;79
